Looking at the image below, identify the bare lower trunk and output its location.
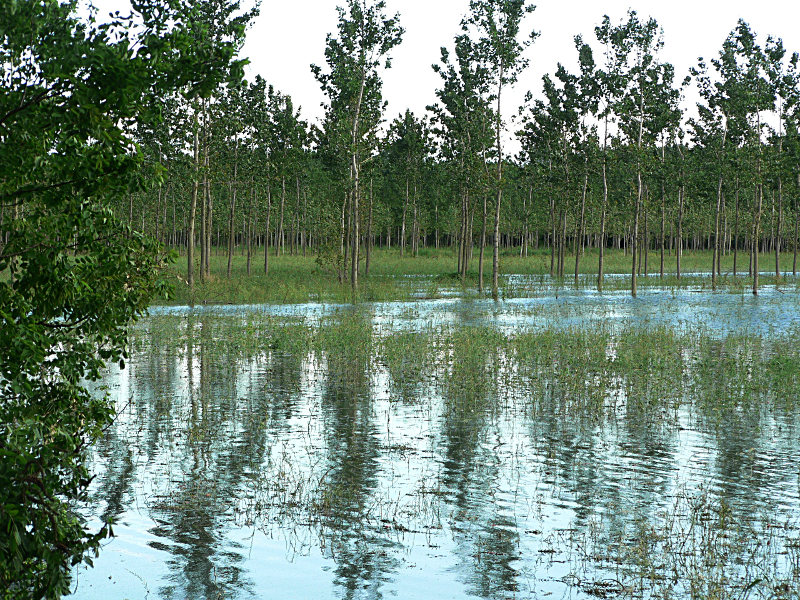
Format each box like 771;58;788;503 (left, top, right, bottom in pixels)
776;177;782;279
276;176;285;256
712;174;723;290
365;178;373;276
632;172;641;297
226;140;238;278
188;113;199;293
351;161;359;292
753;183;763;295
559;208;567;278
491;77;503;301
549;185;556;277
677;186;683;279
733;182;740;277
660;183;665;278
264;183;271;275
401;178;409;258
479;195;487;293
457;192;465;277
574;169;588;284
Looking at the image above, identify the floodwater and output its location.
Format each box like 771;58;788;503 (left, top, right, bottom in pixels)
72;285;800;599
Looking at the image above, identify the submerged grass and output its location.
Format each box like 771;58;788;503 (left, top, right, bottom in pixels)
123;308;800;599
155;248;800;306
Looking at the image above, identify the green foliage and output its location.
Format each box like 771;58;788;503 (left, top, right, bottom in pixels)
0;1;248;596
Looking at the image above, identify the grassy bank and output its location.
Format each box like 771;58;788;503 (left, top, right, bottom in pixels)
155;246;800;305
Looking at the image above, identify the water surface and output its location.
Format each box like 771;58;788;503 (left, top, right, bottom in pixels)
73;286;800;599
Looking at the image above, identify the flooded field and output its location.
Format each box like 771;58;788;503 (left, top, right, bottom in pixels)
72;285;800;599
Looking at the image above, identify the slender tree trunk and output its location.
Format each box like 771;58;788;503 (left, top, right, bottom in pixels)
412;188;419;257
491;75;504;301
643;197;648;276
302;186;308;257
598;116;609;292
348;61;367;291
401;177;409;258
549;189;556;277
365;177;373;276
246;182;254;276
559;207;567;278
202;113;212;279
632;173;641;297
660;180;665;278
457;191;465;277
753;184;763;295
200;160;207;282
574;168;588;284
435;203;440;250
188;112;199;293
204;179;212;278
713;174;723;290
351;162;359;291
733;180;740;277
776;176;782;279
276;175;285;257
264;183;271;275
343;192;350;281
794;174;799;276
793;201;798;277
479;194;487;292
226;139;238;278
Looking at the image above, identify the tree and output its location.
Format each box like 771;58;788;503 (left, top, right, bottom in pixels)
602;11;674;296
312;0;403;291
463;0;536;299
385;111;431;258
0;1;246;596
430;33;493;282
183;0;258;291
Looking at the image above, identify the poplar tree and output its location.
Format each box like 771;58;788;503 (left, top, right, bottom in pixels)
312;0;403;291
604;11;673;296
463;0;537;299
430;34;493;281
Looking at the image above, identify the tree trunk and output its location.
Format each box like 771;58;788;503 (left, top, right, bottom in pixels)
226;139;238;278
188;112;200;293
753;183;763;295
574;168;588;284
479;194;487;292
365;177;373;276
276;175;285;257
598;116;609;292
712;173;723;290
632;172;641;297
246;182;254;276
491;76;504;301
776;176;782;279
660;181;665;278
401;177;409;258
733;181;740;277
351;162;359;291
264;183;271;275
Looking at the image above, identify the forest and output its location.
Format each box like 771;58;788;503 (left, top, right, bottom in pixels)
112;1;800;300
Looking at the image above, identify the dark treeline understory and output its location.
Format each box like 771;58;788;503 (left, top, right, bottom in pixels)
100;1;800;298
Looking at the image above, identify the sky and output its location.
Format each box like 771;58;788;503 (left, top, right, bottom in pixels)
241;0;800;134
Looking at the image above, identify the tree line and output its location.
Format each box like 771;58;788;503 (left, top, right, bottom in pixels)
109;1;800;298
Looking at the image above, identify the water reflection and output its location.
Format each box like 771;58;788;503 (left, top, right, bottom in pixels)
74;297;800;599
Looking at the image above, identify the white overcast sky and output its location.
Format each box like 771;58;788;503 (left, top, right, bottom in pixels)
241;0;800;131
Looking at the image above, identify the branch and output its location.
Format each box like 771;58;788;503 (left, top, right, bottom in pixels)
0;84;63;128
0;178;79;203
